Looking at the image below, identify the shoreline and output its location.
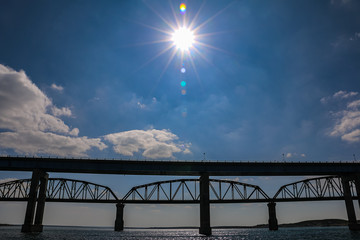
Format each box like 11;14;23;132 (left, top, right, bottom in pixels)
0;219;352;229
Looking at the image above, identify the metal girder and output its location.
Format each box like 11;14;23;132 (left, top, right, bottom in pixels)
273;176;357;200
3;156;360;176
122;178;270;202
0;178;118;202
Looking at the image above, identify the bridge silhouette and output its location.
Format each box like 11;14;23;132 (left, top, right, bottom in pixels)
1;156;360;235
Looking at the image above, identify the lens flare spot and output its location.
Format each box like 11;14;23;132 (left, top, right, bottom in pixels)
172;27;194;51
180;3;186;14
181;81;186;87
181;107;187;117
181;89;186;95
181;67;186;73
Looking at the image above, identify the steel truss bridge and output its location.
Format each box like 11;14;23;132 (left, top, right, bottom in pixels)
1;176;359;203
1;175;360;231
0;178;119;203
1;156;360;235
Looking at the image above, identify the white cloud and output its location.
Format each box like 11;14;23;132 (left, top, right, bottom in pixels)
51;83;64;92
137;101;146;109
341;129;360;143
0;131;105;157
0;64;106;156
104;129;191;159
333;90;358;99
51;106;72;117
0;64;191;158
123;94;158;111
285;153;306;159
348;99;360;109
330;110;360;137
221;177;240;182
324;90;360;143
321;90;358;104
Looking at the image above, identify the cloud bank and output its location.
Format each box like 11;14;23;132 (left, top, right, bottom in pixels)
0;64;191;158
0;65;106;156
104;129;191;159
322;90;360;143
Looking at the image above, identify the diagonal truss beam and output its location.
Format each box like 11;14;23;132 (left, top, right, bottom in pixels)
0;178;118;201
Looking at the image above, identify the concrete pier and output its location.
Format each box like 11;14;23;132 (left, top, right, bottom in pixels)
267;202;278;231
114;203;125;231
341;176;360;231
199;173;211;236
22;170;48;232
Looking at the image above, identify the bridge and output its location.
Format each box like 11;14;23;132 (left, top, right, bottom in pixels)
1;156;360;235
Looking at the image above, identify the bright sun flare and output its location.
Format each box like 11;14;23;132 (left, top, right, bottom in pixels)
172;27;194;51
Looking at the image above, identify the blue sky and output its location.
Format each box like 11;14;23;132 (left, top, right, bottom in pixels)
1;0;360;227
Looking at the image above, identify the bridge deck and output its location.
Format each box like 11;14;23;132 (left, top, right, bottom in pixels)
1;157;360;176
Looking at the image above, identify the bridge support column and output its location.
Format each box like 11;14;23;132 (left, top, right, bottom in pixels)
354;176;360;210
267;202;278;231
114;203;124;231
342;176;360;231
22;170;48;233
199;173;211;236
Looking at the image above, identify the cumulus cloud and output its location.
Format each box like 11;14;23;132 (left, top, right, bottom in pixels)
0;64;192;158
0;64;106;156
323;90;360;143
341;129;360;142
321;90;358;104
51;83;64;92
285;153;306;159
51;106;72;117
348;99;360;109
333;90;358;99
0;131;105;157
104;129;191;159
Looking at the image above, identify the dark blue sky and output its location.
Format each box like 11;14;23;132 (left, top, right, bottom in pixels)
1;0;360;227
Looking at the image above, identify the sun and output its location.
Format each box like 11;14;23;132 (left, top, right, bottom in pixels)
135;1;234;82
172;27;194;51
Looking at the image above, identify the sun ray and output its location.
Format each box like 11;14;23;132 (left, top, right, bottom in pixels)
188;53;203;88
180;51;184;65
194;40;236;56
196;30;237;39
158;48;177;80
134;44;174;73
143;0;178;32
188;0;207;30
192;46;216;68
169;0;181;29
149;48;178;95
122;39;172;48
193;1;236;33
132;20;173;36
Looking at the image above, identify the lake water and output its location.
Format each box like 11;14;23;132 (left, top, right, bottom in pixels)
1;226;360;240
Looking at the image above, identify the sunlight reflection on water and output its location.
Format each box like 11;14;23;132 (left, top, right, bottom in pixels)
1;226;360;240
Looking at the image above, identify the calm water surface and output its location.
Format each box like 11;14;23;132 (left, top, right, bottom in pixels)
1;226;360;240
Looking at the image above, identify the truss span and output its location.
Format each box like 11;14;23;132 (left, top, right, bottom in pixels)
273;176;358;201
122;178;270;203
0;178;118;202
